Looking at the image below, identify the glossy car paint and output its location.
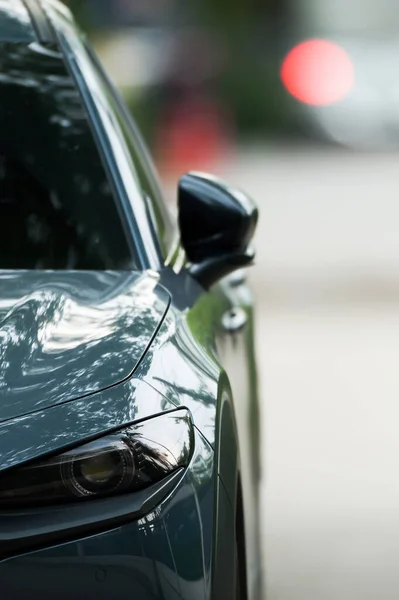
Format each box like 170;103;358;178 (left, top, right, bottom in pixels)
0;0;34;42
178;172;258;288
0;270;169;422
0;428;215;600
0;2;261;599
179;172;258;264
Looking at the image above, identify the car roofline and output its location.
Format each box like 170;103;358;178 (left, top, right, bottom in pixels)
21;0;57;44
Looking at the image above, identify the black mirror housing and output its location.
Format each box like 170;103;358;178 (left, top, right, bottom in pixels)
178;172;258;288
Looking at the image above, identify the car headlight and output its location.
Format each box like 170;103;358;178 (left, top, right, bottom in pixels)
0;410;193;508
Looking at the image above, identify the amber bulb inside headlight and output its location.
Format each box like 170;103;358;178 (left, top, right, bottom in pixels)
80;454;121;484
61;438;135;497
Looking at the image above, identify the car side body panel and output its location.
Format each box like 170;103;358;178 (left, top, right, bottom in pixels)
136;268;261;598
135;269;227;448
0;428;215;600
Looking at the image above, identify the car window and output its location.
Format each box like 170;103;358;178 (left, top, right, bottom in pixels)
84;44;177;260
58;23;161;270
0;42;134;270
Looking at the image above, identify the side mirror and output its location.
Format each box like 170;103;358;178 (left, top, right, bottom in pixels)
178;172;258;289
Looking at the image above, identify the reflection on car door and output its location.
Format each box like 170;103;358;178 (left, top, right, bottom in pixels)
216;269;261;598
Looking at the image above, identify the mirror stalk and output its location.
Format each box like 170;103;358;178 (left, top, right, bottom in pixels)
188;246;255;290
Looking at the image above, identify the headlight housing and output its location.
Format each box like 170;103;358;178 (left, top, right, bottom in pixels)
0;410;193;508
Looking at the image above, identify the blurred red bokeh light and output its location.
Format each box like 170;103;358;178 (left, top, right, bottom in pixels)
281;39;355;106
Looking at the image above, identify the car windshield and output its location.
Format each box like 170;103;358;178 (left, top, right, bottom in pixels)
0;42;133;270
297;0;399;34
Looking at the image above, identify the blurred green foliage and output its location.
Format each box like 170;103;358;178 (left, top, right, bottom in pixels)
64;1;86;25
63;0;299;143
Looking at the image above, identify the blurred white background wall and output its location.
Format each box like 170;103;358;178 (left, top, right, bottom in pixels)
222;146;399;600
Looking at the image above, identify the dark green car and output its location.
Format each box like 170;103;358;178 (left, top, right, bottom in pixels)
0;2;261;598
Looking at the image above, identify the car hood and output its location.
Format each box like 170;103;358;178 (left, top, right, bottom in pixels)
0;270;170;423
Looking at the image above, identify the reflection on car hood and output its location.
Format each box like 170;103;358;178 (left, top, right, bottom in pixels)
0;270;170;423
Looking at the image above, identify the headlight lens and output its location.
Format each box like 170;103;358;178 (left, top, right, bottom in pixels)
0;410;193;508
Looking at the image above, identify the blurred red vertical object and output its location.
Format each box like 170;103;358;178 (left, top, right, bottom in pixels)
155;94;233;180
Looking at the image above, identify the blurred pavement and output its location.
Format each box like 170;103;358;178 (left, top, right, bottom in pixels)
221;146;399;600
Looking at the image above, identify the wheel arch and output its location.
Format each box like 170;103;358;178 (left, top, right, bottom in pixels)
211;372;248;599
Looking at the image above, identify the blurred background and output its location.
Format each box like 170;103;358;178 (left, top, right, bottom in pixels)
67;2;399;599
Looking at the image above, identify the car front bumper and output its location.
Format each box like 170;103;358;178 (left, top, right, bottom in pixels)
0;429;215;600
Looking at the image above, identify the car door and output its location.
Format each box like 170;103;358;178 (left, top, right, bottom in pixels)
215;268;261;599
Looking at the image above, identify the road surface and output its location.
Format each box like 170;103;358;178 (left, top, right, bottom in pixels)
221;146;399;600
